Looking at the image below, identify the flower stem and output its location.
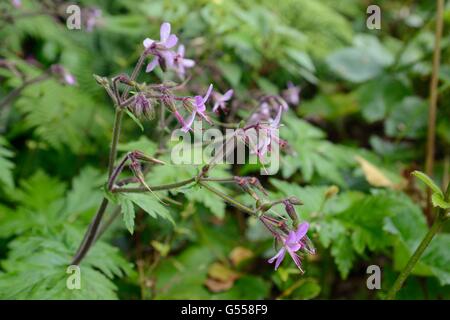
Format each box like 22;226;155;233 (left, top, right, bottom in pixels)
71;198;109;265
386;182;449;300
112;177;196;193
108;109;124;177
386;215;445;300
198;181;256;216
71;50;150;265
71;108;124;265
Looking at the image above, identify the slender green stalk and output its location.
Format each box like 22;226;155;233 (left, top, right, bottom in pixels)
200;177;236;183
112;177;196;193
387;183;450;300
198;181;256;216
386;215;445;300
108;109;124;177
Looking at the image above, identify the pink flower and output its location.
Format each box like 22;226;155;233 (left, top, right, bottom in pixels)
212;89;233;113
84;8;102;32
50;64;76;86
11;0;21;8
173;45;195;79
257;106;283;158
268;222;311;271
282;82;301;106
181;84;213;132
143;22;178;50
243;106;286;163
144;22;178;73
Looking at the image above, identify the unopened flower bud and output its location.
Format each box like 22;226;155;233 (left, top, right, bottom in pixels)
93;74;109;86
283;200;299;226
133;93;154;119
287;196;303;205
117;74;135;86
257;200;273;212
132;150;165;165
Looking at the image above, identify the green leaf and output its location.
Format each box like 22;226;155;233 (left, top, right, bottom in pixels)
290;278;321;300
0;137;15;190
327;48;382;83
15;80;105;153
121;193;173;224
331;236;355;279
212;276;271;299
285;48;316;72
385;97;427;139
326;35;393;83
120;198;135;234
118;136;157;155
431;193;450;209
412;171;443;196
385;194;450;284
280;112;354;184
0;230;132;299
153;246;215;299
356;75;411;122
217;61;242;87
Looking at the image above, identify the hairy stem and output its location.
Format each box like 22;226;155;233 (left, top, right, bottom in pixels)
71;107;125;265
71;198;109;265
108;109;124;177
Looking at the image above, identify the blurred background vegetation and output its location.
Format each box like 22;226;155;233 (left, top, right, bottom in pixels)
0;0;449;299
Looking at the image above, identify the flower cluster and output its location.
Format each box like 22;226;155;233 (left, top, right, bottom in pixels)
236;103;288;164
234;177;315;271
143;23;194;78
91;21;314;273
129;22;236;132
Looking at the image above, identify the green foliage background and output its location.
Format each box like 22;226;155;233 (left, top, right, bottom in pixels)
0;0;449;299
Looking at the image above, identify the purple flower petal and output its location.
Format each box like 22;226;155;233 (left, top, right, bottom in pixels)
222;89;234;101
143;38;154;48
64;73;76;86
145;58;159;73
203;84;213;103
161;51;175;68
178;44;185;56
194;96;205;111
165;34;178;48
286;231;297;245
183;58;195;67
160;22;171;43
11;0;21;8
271;106;283;127
268;248;286;270
182;111;197;132
295;222;309;241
